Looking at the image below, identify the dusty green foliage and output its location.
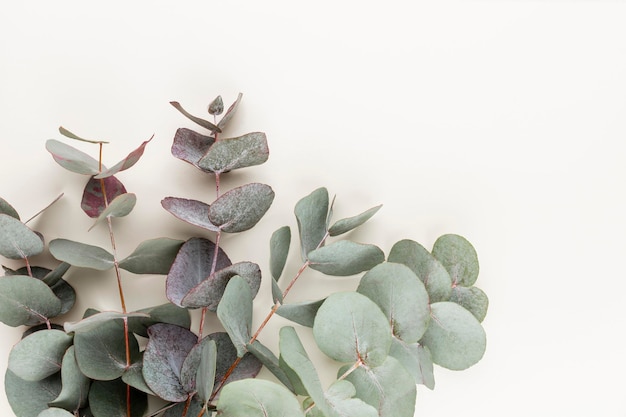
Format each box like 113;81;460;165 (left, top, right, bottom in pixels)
0;93;489;417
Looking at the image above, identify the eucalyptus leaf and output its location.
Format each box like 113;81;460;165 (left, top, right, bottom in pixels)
340;356;416;417
198;132;269;173
43;262;71;287
94;136;153;179
208;183;274;233
119;237;184;275
181;261;262;310
163;398;205;417
8;329;73;381
88;379;148;417
121;359;155;396
88;193;136;231
450;285;489;322
275;298;325;328
216;276;252;357
170;101;221;133
64;311;149;334
295;187;329;260
5;370;62;417
171;127;215;169
420;302;486;370
195;339;217;403
217;92;243;130
216;379;304;417
81;175;127;218
38;408;75;417
269;225;290;282
208;95;224;115
49;346;91;411
0;213;45;259
328;204;382;236
127;303;191;337
59;126;107;144
308;240;385;276
208;332;263;396
74;316;141;380
50;279;76;316
388;338;435;389
357;262;430;343
388;239;452;302
49;239;114;271
246;340;294;393
432;234;480;287
161;197;219;232
45;139;101;175
0;275;62;326
0;197;20;219
305;380;379;417
313;291;391;367
166;237;231;307
142;323;198;402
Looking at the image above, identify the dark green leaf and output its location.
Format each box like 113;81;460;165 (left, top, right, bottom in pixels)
308;240;384;276
121;357;155;396
388;239;452;302
420;302;486;370
161;197;219;232
450;285;489;322
49;346;91;411
81;175;127;218
4;370;62;417
198;132;269;173
49;239;114;271
275;298;325;328
0;197;20;219
42;262;71;287
357;262;430;343
88;379;147;417
0;275;62;326
170;101;221;133
216;276;252;357
432;234;480;287
94;136;153;179
208;183;274;233
294;187;329;260
46;139;101;175
313;292;391;367
8;329;73;381
217;93;243;130
51;278;76;316
163;398;205;417
119;237;184;275
216;379;304;417
0;213;44;259
208;332;262;396
328;204;382;236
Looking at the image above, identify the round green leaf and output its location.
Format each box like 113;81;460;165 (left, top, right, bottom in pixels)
388;239;452;302
38;408;75;417
313;292;391;366
357;262;430;343
46;139;101;175
88;379;147;417
49;346;91;411
0;196;20;219
450;285;489;322
294;187;329;260
8;329;73;381
217;379;304;417
198;132;269;173
0;213;44;259
208;183;274;233
49;239;114;271
308;240;385;276
5;370;62;417
0;275;62;326
420;302;487;370
432;234;480;287
119;237;184;275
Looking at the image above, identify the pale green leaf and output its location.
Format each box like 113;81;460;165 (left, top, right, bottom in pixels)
196;339;217;404
0;213;44;259
64;311;149;334
0;275;62;326
45;139;101;175
246;340;294;393
49;239;114;271
388;338;435;389
420;302;486;370
8;329;73;381
119;237;184;275
38;408;75;417
216;379;305;417
49;346;91;410
216;276;252;357
88;193;137;231
209;183;274;233
295;187;329;260
313;292;391;366
450;285;489;322
198;132;269;173
269;225;290;281
59;126;107;144
127;303;191;337
0;197;20;219
308;240;384;276
305;380;378;417
275;298;325;328
432;234;480;287
328;204;382;236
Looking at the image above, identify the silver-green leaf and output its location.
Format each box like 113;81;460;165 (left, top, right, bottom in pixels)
216;276;252;357
328;204;382;236
432;234;480;287
88;193;137;231
216;379;305;417
209;183;274;233
308;240;385;276
450;285;489;322
46;139;101;175
0;276;62;326
8;329;73;381
198;132;269;173
0;213;44;259
49;239;114;271
49;346;91;411
295;187;329;260
119;237;184;275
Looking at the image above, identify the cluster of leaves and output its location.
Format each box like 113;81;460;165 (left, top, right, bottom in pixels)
0;94;488;417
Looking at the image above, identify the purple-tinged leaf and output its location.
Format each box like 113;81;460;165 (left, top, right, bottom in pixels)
198;132;269;174
161;197;219;232
143;323;198;402
208;332;262;397
88;193;136;231
49;239;114;271
171;128;215;170
0;197;20;220
209;183;275;233
46;139;101;175
0;214;45;259
166;237;231;307
94;135;153;179
81;175;127;218
181;261;262;310
170;101;221;133
217;93;243;130
0;276;60;327
119;238;184;275
208;95;224;116
59;126;107;144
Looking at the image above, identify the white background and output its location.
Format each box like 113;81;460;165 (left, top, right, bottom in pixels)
1;1;625;416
